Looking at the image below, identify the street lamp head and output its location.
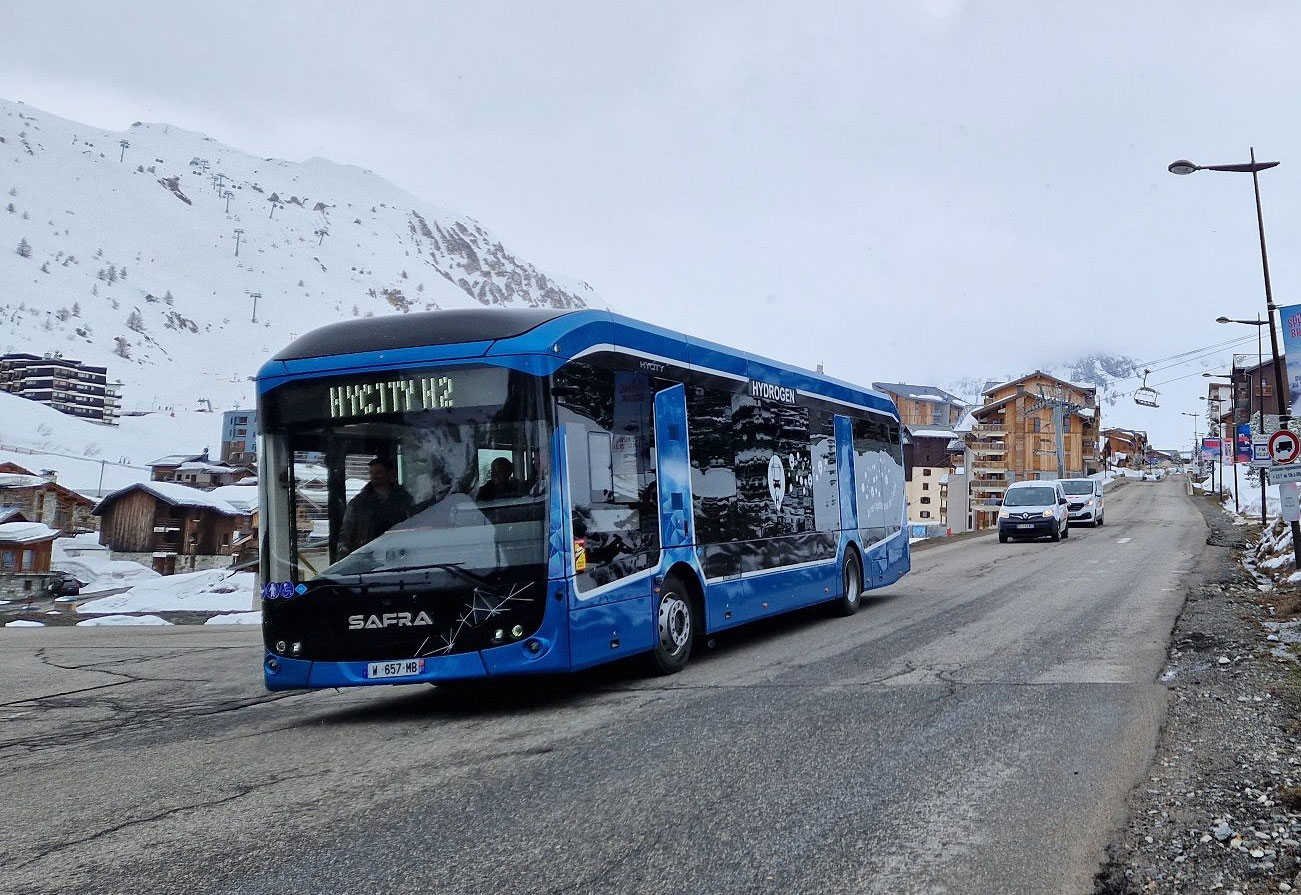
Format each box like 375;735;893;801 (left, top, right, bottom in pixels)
1215;316;1231;324
1169;159;1199;175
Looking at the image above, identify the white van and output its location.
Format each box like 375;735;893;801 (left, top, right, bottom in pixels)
1059;478;1104;526
998;480;1070;543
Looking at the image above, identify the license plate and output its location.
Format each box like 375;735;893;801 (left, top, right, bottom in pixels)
365;659;425;680
1016;524;1035;530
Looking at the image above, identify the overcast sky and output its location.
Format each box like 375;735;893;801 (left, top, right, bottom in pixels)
6;1;1301;449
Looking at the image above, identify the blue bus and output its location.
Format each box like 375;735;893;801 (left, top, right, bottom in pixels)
257;309;908;690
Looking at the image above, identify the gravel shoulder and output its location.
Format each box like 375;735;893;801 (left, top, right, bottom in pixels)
1096;494;1301;895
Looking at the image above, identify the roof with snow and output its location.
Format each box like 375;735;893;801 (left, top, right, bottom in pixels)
871;383;967;406
908;428;960;440
0;521;61;544
92;481;246;517
207;485;259;513
0;472;98;505
0;508;31;524
148;453;207;468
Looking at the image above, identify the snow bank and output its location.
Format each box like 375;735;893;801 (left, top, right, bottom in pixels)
75;614;172;626
53;552;159;595
5;620;45;627
203;611;262;625
76;569;256;614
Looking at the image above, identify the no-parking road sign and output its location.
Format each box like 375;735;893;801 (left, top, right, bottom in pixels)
1268;430;1301;465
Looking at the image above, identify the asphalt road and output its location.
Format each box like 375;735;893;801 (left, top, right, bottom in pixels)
0;477;1206;895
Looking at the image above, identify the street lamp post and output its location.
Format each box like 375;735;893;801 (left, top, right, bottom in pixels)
1172;150;1300;566
1215;316;1269;524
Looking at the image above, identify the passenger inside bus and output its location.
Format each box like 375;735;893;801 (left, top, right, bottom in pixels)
339;457;414;555
476;457;521;501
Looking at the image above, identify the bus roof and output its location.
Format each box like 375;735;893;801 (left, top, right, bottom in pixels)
260;308;897;417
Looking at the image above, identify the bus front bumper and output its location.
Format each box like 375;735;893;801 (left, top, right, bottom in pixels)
263;634;566;690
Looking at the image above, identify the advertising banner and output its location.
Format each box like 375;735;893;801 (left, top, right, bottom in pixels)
1236;423;1252;462
1278;303;1301;417
1201;437;1221;462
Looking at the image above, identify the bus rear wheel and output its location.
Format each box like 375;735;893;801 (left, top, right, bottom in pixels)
649;574;695;675
833;553;863;617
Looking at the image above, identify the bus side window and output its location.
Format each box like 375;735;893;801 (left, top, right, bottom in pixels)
556;362;660;591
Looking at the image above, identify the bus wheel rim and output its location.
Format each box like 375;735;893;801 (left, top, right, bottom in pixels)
659;594;690;654
846;567;860;604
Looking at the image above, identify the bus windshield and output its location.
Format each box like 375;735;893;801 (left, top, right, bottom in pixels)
261;366;549;585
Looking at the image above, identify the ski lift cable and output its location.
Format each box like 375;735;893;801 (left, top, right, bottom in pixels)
1131;334;1256;369
1112;364;1245;399
1112;335;1258;382
1102;335;1256;385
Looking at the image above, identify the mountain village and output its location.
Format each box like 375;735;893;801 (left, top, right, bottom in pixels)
7;9;1301;891
0;96;1198;609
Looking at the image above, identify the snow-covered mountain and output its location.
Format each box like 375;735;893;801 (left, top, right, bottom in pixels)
0;97;600;414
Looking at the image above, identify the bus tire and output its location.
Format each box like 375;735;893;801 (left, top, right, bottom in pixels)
834;553;863;617
648;573;695;675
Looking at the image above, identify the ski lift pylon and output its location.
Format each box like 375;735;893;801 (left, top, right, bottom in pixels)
1134;369;1160;408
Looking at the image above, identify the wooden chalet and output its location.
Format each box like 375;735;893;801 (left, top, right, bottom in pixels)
93;481;253;559
0;464;97;533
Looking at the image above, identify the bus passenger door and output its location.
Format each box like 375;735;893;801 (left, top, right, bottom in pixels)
653;384;694;551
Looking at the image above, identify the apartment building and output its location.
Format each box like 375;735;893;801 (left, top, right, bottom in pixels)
221;410;257;466
872;383;967;429
0;352;121;424
964;372;1100;529
904;430;958;526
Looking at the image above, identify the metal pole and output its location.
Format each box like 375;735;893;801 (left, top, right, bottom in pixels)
1249;147;1300;560
1259;318;1267;525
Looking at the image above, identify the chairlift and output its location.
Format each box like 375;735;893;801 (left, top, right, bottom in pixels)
1134;369;1160;408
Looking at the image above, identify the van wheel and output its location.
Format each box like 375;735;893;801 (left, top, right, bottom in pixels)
833;553;863;617
998;532;1009;544
1062;521;1070;539
1096;513;1104;527
1050;522;1061;542
648;573;695;675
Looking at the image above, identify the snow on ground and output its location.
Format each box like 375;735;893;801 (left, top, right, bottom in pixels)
76;569;256;614
51;538;159;594
5;620;45;627
76;614;172;626
1208;462;1281;523
0;392;229;493
203;611;262;625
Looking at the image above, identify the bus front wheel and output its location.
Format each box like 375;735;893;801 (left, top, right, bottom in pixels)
649;574;695;675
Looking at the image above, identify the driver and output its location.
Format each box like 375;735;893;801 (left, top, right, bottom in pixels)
339;457;414;556
476;457;520;501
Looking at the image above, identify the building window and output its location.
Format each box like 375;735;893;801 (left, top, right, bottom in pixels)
920;496;931;504
920;511;931;519
1033;418;1042;432
922;482;929;491
923;468;932;477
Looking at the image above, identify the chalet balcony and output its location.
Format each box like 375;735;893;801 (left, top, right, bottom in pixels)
970;421;1006;434
970;478;1009;493
969;442;1007;457
969;461;1009;475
